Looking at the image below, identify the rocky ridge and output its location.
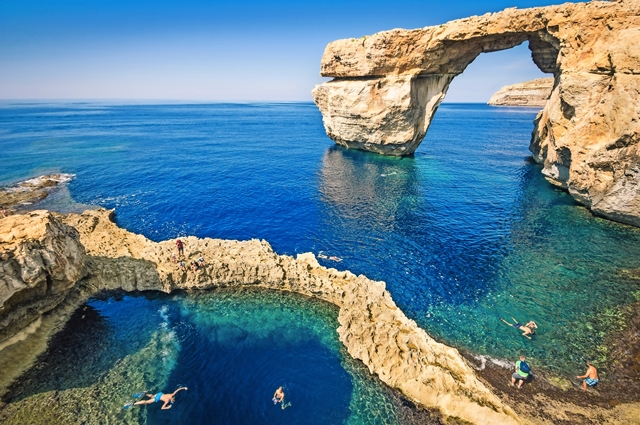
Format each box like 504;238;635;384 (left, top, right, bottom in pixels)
312;0;640;227
0;209;520;425
488;78;554;107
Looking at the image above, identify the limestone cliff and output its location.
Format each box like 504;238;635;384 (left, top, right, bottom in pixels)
0;211;86;344
488;78;554;106
312;0;640;227
0;209;520;425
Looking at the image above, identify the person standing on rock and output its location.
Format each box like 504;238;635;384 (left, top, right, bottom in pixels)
511;355;531;389
577;361;598;390
176;239;185;257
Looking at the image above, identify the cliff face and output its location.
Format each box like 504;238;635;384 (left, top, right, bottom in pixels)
0;211;86;344
0;209;520;425
312;0;640;227
488;78;554;107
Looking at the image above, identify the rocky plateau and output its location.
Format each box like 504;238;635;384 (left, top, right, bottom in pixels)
2;208;640;424
488;78;554;107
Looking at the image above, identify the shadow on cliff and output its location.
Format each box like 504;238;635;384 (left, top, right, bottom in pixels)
3;302;117;403
2;255;167;404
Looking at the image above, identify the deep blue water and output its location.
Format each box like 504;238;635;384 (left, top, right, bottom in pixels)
2;102;640;422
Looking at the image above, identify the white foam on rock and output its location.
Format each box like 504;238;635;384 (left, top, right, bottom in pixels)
2;173;75;193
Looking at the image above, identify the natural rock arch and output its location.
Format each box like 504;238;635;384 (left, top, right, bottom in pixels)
312;0;640;227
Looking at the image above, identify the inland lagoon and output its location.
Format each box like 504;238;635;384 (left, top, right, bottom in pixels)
1;102;640;423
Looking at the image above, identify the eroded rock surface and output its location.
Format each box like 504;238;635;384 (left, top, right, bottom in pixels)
0;174;75;214
312;0;640;227
0;211;86;343
488;78;554;107
0;209;520;425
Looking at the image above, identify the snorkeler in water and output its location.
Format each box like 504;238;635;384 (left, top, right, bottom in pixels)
500;317;537;339
133;387;187;410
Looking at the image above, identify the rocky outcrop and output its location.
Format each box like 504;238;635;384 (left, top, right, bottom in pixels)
488;78;554;106
0;209;520;425
0;174;75;214
312;0;640;227
0;211;86;344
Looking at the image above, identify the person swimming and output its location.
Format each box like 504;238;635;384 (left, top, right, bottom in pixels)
273;386;284;404
500;317;537;339
272;386;291;410
133;387;187;410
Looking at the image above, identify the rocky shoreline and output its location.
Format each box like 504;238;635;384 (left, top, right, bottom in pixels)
1;208;640;424
1;208;518;424
0;174;74;215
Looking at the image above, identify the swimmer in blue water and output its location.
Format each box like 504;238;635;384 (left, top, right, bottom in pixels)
273;386;284;404
500;317;537;339
272;386;291;410
134;387;187;410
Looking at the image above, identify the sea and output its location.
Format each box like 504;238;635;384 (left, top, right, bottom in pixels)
1;102;640;424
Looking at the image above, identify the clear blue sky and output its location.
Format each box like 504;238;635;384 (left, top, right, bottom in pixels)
0;0;583;102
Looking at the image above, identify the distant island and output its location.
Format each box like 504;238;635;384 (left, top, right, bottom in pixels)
487;78;554;107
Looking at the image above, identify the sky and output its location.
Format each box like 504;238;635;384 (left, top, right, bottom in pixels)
0;0;585;102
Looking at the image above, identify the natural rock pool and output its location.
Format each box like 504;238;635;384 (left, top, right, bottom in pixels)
3;289;434;424
2;102;640;423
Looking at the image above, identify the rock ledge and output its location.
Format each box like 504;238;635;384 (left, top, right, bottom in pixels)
0;209;520;425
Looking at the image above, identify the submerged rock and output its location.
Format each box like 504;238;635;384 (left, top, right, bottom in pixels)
312;0;640;227
488;78;554;107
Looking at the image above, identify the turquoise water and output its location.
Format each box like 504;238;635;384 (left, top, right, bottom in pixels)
2;101;640;389
3;290;410;424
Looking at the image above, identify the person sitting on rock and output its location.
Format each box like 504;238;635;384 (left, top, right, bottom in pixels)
191;261;199;271
511;355;531;389
197;256;205;266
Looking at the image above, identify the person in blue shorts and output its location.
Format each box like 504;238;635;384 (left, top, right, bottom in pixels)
577;362;599;390
500;317;537;339
135;387;188;409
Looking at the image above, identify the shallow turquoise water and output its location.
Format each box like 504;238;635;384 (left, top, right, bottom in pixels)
4;290;407;424
2;102;640;381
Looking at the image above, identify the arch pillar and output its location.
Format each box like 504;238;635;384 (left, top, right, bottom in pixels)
312;74;454;156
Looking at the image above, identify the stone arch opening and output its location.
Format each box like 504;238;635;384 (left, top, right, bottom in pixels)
313;29;561;156
445;42;552;103
313;1;640;227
